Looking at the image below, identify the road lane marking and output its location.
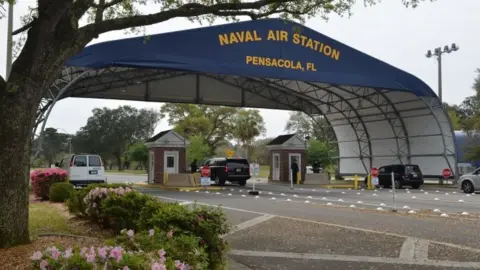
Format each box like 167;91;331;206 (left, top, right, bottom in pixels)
399;237;415;259
223;214;275;237
229;250;480;268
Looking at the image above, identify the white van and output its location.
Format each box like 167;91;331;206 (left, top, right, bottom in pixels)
56;154;107;186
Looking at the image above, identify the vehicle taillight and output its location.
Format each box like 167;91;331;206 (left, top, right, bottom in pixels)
225;166;228;173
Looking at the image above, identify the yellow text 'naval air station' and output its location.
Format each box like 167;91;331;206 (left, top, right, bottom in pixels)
217;29;340;72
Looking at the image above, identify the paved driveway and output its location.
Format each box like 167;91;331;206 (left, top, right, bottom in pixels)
136;186;480;269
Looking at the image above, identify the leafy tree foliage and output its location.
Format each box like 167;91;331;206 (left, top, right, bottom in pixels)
125;142;149;170
284;111;334;140
234;109;266;158
72;106;160;170
33;128;71;167
0;0;433;248
187;135;211;165
449;69;480;161
161;104;265;156
161;104;238;154
307;139;331;167
249;138;272;165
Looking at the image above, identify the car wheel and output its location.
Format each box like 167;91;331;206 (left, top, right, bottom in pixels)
462;181;474;194
411;184;420;189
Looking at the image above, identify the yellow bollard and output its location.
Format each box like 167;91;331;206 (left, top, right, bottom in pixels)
354;175;358;190
164;171;168;185
296;172;301;184
367;174;371;190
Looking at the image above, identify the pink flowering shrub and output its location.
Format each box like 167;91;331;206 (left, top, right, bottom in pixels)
83;186;135;226
30;168;68;200
30;244;192;270
111;228;208;269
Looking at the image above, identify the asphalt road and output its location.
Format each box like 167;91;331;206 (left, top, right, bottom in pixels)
135;185;480;269
107;170;479;216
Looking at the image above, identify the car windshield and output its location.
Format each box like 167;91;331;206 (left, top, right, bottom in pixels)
405;165;421;174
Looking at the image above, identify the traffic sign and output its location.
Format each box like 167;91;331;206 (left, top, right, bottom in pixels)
200;166;211;177
226;149;234;157
442;168;452;179
250;163;260;176
371;167;379;178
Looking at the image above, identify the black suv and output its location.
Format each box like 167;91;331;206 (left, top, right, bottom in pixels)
204;157;250;186
364;164;424;189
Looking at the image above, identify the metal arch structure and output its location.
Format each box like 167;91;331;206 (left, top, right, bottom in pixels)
32;19;458;177
34;65;457;178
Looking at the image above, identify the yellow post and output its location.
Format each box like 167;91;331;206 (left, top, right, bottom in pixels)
296;172;301;184
354;175;358;190
367;174;371;190
164;171;168;185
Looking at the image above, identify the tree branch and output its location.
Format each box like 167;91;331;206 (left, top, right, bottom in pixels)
80;0;296;37
12;18;37;36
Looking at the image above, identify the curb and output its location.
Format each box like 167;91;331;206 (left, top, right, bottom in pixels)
228;258;252;270
134;183;222;191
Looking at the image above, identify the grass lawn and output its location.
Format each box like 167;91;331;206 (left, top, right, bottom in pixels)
0;200;107;269
29;203;73;236
106;169;147;175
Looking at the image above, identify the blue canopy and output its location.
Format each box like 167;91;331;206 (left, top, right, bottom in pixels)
66;18;436;97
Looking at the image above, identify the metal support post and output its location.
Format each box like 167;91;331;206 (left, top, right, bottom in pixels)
391;172;397;212
437;53;443;103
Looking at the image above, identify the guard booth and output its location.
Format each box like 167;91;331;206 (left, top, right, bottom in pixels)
266;134;306;183
145;130;189;184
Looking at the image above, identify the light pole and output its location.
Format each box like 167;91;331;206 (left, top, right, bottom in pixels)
425;43;459;103
5;1;13;80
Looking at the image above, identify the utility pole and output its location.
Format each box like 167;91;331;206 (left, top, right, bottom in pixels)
6;2;13;80
425;43;459;104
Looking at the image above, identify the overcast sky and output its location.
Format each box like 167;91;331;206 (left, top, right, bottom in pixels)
0;0;478;138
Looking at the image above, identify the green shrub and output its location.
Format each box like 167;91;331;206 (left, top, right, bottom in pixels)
67;183;230;269
49;182;74;202
137;202;231;270
99;191;154;232
66;183;130;217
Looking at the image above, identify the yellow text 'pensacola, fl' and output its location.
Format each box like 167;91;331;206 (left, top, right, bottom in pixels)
245;56;317;72
218;29;340;61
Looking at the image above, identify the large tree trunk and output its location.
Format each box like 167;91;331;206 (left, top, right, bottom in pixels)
0;82;40;247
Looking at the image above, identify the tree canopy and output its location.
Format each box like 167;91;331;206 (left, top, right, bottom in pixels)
72;106;160;169
33;128;71;167
160;104;266;155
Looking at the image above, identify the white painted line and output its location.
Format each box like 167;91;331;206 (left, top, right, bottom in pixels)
229;250;480;268
224;214;275;237
399;237;415;260
151;195;480;254
415;239;429;260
